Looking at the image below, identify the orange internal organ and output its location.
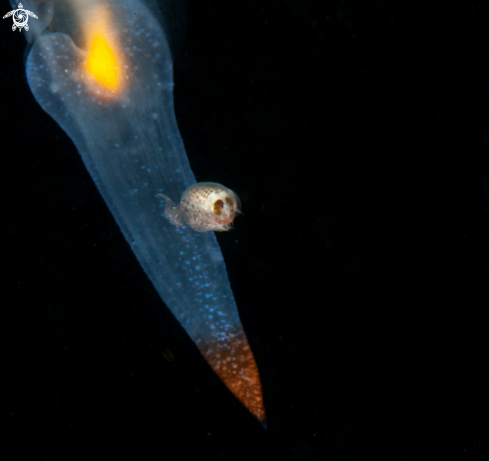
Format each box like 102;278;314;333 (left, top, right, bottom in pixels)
200;329;265;423
86;33;118;89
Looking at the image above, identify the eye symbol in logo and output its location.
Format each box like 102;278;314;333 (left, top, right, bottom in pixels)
3;3;38;32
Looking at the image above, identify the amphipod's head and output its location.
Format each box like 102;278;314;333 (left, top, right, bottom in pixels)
180;182;241;232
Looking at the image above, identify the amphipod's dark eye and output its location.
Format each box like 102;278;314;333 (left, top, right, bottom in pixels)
213;199;224;215
225;197;235;209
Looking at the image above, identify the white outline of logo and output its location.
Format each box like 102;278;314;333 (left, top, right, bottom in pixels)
3;3;38;32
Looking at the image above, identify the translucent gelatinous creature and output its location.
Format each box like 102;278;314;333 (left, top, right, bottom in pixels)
15;0;265;423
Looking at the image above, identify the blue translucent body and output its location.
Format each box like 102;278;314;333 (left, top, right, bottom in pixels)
16;0;264;422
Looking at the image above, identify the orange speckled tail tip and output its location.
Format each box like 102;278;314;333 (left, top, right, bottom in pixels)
200;329;265;424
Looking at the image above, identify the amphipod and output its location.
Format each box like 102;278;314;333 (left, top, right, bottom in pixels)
159;182;241;232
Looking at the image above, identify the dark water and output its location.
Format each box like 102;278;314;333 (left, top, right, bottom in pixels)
2;0;488;459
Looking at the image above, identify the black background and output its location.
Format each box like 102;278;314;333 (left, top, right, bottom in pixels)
2;0;488;459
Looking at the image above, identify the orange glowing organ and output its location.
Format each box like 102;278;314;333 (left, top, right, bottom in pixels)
19;0;265;424
86;33;118;89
